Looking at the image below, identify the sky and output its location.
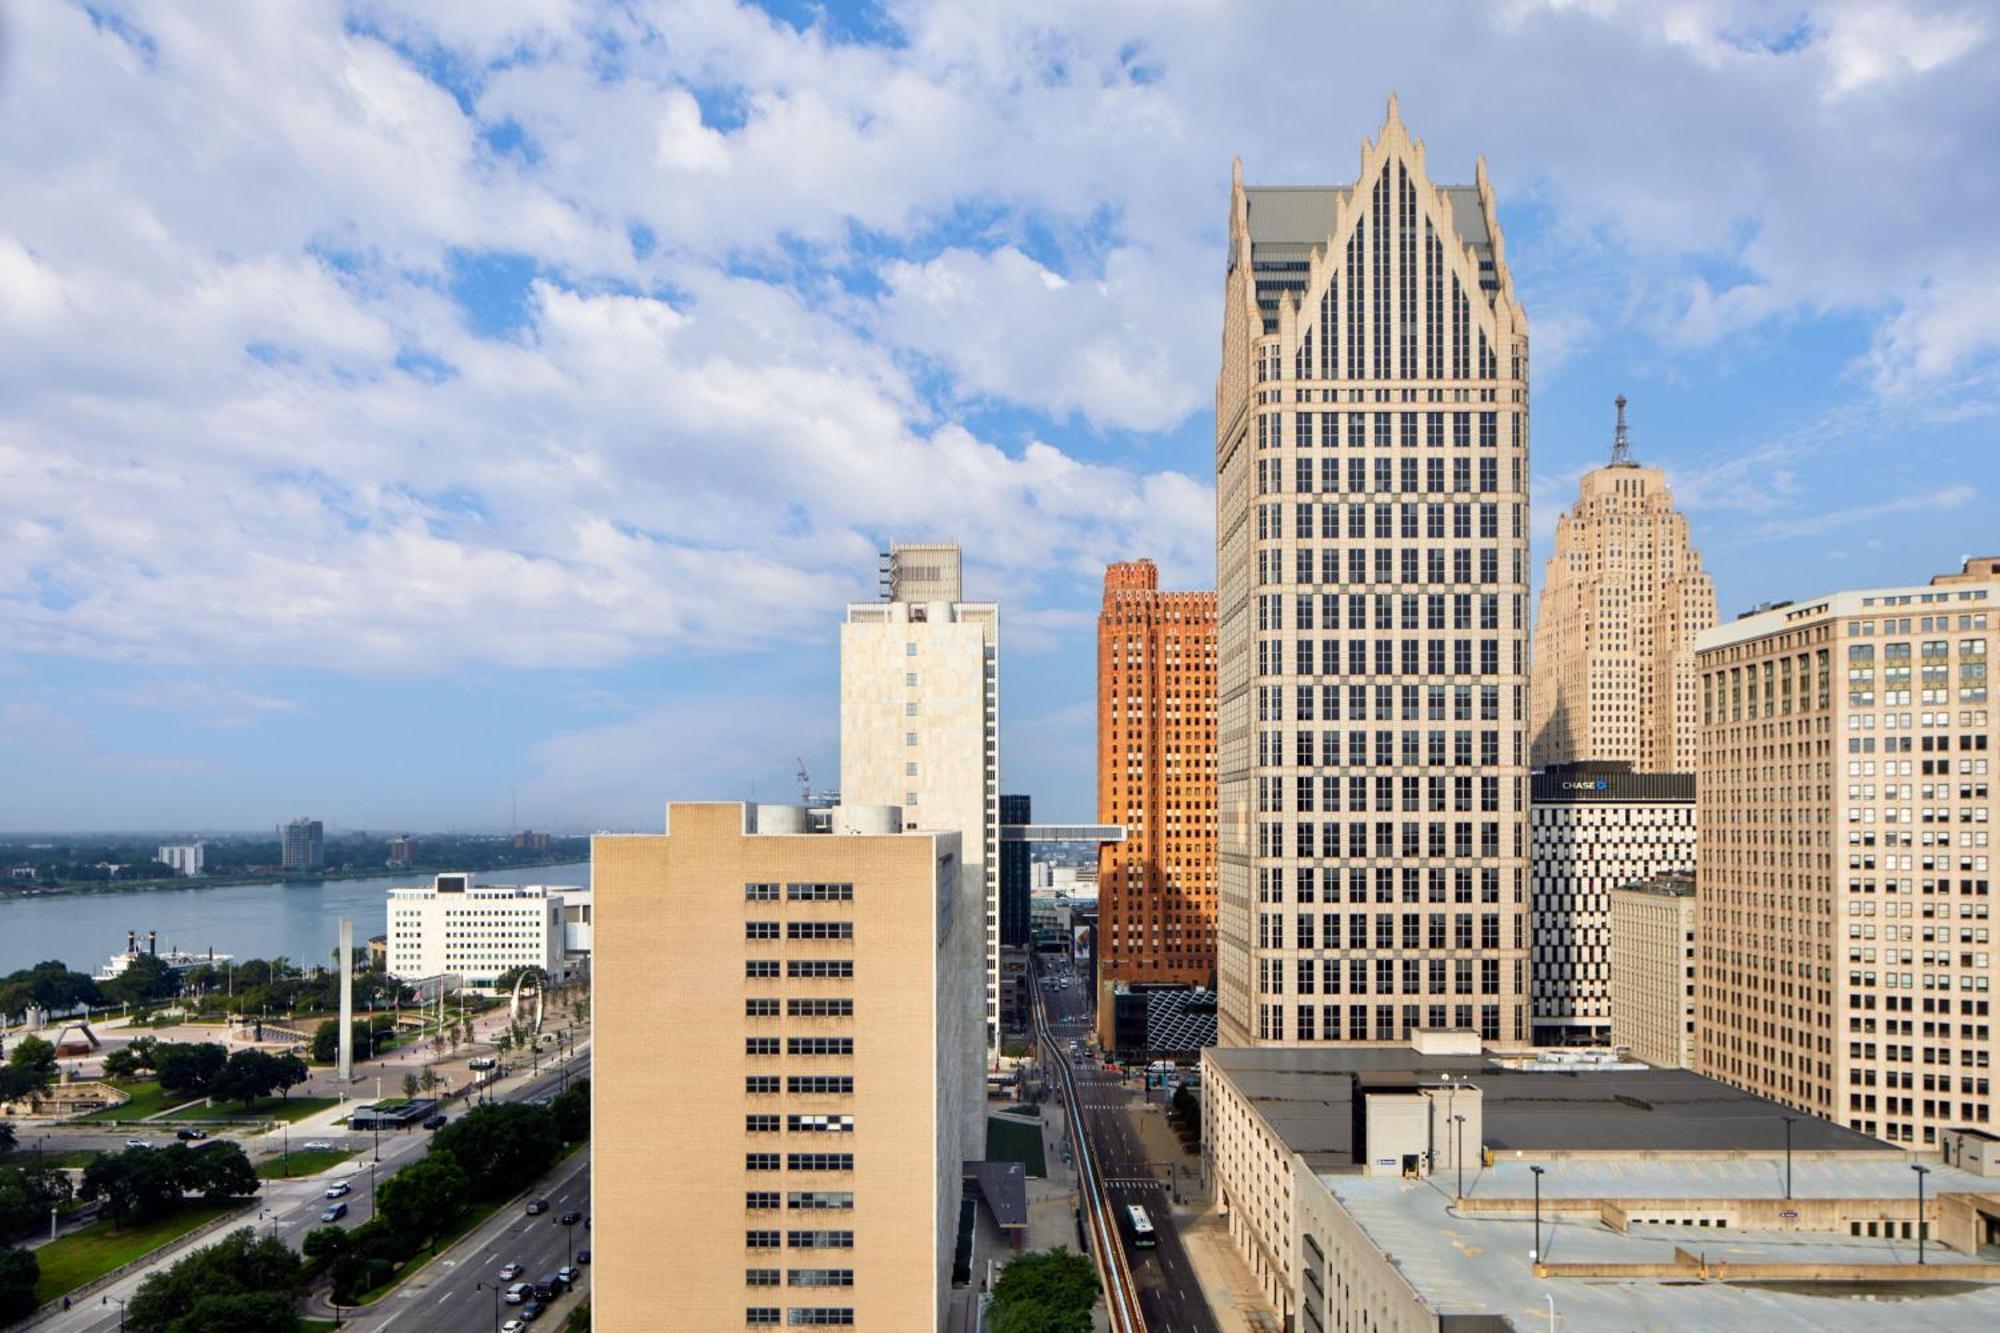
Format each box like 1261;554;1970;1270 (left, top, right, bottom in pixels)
1;0;1997;833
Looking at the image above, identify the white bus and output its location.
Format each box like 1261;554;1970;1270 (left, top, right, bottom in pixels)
1125;1203;1156;1249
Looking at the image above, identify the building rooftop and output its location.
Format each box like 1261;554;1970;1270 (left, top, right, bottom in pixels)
1332;1160;2000;1331
1207;1045;1885;1166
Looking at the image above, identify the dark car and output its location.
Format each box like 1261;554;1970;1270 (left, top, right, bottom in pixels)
422;1114;447;1130
519;1301;545;1323
575;1249;590;1265
174;1128;207;1141
524;1199;549;1216
557;1209;582;1226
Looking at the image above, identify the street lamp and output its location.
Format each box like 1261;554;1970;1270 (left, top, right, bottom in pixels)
1529;1165;1546;1269
476;1281;502;1332
1781;1115;1796;1201
1913;1163;1930;1264
102;1295;128;1330
1453;1114;1467;1201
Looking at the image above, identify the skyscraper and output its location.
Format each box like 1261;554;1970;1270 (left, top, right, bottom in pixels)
1695;556;2000;1147
841;542;1000;1050
1097;560;1217;1000
999;793;1031;949
281;817;323;873
591;801;980;1330
1215;97;1532;1046
1530;395;1718;772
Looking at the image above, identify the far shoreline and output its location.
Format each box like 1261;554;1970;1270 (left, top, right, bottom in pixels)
0;857;591;902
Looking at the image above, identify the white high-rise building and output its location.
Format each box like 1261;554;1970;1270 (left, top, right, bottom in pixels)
157;843;204;877
384;872;589;989
841;542;1001;1049
1215;98;1532;1046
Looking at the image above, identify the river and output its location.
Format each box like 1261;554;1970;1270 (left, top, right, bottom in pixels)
0;862;591;977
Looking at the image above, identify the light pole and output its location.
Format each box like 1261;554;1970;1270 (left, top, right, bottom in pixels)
1453;1114;1467;1201
1530;1165;1546;1270
49;1204;58;1242
1913;1163;1930;1264
102;1295;128;1330
1781;1115;1795;1200
476;1281;501;1332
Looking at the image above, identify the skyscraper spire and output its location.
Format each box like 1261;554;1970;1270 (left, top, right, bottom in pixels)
1611;393;1633;466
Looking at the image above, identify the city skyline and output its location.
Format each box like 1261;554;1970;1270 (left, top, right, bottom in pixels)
4;3;1998;832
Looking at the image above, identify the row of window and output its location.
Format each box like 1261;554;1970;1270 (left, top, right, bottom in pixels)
747;1076;854;1095
747;1192;854;1210
746;1000;856;1017
1259;681;1506;722
747;1039;854;1056
746;1154;853;1171
1256;500;1512;541
1253;545;1512;589
1255;1001;1508;1041
745;883;857;901
1256;954;1508;996
747;961;855;979
1252;410;1507;450
747;1269;854;1286
747;923;856;941
747;1232;854;1248
746;1309;853;1326
746;1115;855;1133
1255;451;1503;496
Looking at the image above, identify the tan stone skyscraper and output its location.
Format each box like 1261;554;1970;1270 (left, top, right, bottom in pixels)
1097;560;1217;1016
1531;396;1716;772
1215;97;1532;1047
1696;557;2000;1148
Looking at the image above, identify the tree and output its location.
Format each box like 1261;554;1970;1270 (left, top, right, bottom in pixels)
402;1071;419;1100
428;1103;559;1203
152;1042;228;1099
310;1020;377;1066
272;1053;309;1100
7;1034;56;1087
102;1046;145;1079
125;1228;299;1333
987;1249;1099;1333
0;1122;12;1156
551;1079;590;1143
0;1246;38;1323
103;953;179;1006
0;1163;70;1242
81;1147;186;1227
186;1143;259;1205
210;1050;282;1110
161;1290;298;1333
300;1224;348;1272
375;1155;468;1253
419;1065;437;1094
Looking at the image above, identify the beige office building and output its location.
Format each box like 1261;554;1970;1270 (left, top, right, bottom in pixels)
1531;395;1716;773
1609;873;1697;1068
842;542;999;1054
592;801;980;1332
1215;96;1532;1047
1696;557;2000;1147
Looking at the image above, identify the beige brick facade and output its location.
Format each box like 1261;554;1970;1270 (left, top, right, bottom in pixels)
1696;557;2000;1147
1609;875;1697;1068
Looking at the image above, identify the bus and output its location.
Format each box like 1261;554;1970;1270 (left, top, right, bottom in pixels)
1125;1204;1156;1249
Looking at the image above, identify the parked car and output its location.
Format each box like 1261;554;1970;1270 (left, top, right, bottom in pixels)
303;1139;333;1151
498;1262;523;1281
422;1113;447;1130
558;1209;582;1226
524;1199;549;1216
468;1057;496;1071
519;1300;545;1323
174;1128;207;1141
502;1322;524;1333
325;1181;351;1199
320;1202;348;1223
575;1249;591;1265
504;1283;530;1304
556;1265;579;1285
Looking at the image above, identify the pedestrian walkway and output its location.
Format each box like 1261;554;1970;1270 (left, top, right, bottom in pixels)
1171;1200;1281;1333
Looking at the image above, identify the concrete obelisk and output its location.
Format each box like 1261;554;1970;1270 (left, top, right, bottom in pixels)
337;917;354;1083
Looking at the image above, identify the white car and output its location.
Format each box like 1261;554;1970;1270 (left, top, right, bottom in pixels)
498;1262;523;1281
502;1322;525;1333
124;1139;151;1150
324;1182;351;1199
302;1140;334;1151
505;1283;531;1304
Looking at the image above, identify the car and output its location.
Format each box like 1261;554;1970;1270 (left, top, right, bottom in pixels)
320;1202;348;1222
303;1140;333;1151
324;1181;351;1198
174;1128;207;1141
502;1322;524;1333
557;1209;582;1226
498;1262;523;1281
524;1199;549;1216
504;1282;530;1304
124;1139;151;1150
468;1057;496;1071
556;1265;579;1285
575;1249;590;1265
422;1113;447;1130
519;1301;545;1323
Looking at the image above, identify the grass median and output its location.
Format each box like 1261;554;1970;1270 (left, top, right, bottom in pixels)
255;1148;357;1180
32;1203;238;1305
161;1095;339;1124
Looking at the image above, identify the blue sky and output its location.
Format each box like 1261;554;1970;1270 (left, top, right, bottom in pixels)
1;0;1997;832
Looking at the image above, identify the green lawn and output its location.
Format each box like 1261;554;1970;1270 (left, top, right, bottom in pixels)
255;1148;356;1180
77;1081;183;1122
4;1149;99;1170
162;1095;338;1124
32;1203;237;1304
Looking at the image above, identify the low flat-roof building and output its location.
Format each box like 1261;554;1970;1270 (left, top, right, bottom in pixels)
1204;1039;2000;1331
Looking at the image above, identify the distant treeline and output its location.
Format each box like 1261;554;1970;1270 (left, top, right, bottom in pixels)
0;834;590;887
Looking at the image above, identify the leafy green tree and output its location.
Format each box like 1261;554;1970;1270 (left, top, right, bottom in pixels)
551;1079;590;1143
102;1046;145;1079
0;1246;38;1323
0;1163;71;1241
402;1071;420;1100
4;1035;57;1105
104;953;180;1006
152;1042;228;1099
125;1228;299;1333
428;1102;559;1203
272;1052;309;1099
310;1020;379;1066
186;1142;260;1205
161;1290;298;1333
375;1155;468;1253
81;1147;186;1227
300;1224;348;1273
987;1249;1099;1333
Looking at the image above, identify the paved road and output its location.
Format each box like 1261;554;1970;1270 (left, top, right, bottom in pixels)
27;1051;590;1333
1037;965;1218;1333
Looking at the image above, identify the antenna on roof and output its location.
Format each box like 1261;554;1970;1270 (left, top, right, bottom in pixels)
1611;394;1633;466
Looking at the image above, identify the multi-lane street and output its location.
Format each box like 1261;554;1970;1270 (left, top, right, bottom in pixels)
1035;963;1218;1333
28;1052;590;1333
